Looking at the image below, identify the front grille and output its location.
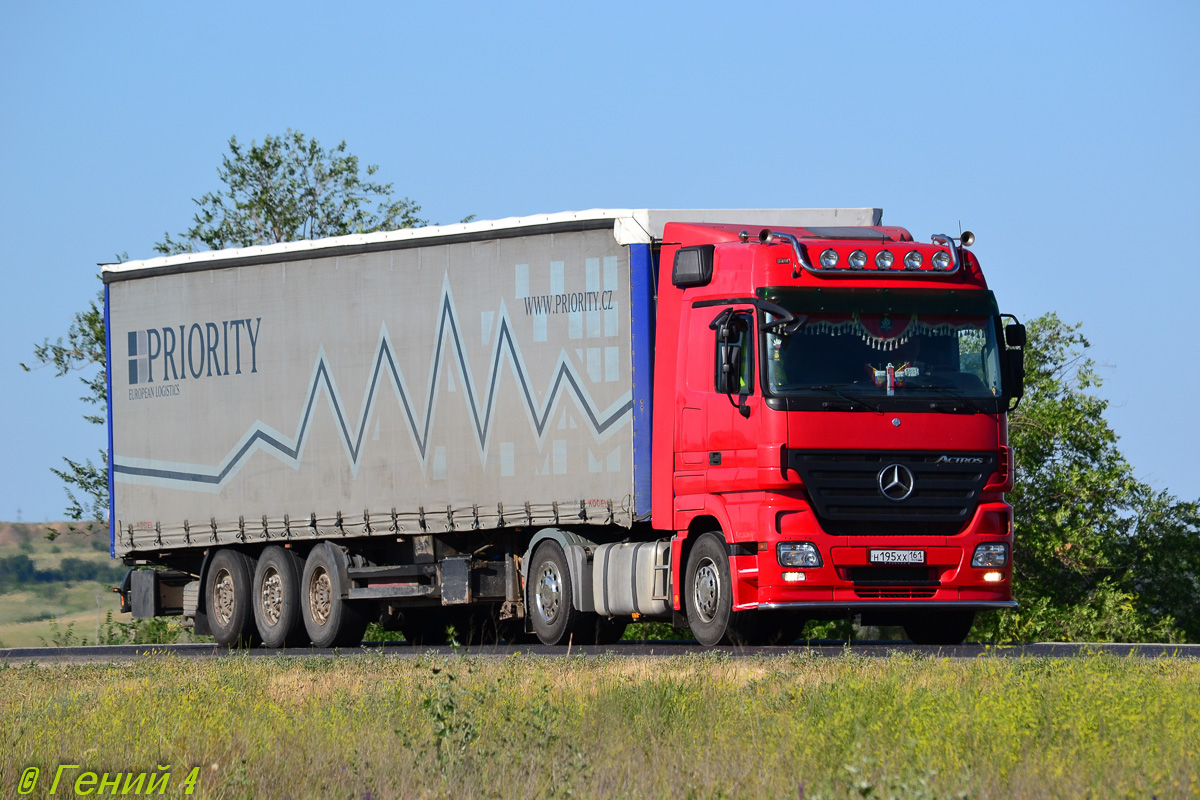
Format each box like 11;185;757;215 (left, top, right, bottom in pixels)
787;450;995;536
855;587;938;599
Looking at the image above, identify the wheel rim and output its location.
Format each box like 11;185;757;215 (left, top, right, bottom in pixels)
534;561;562;624
212;568;235;627
260;566;283;626
308;566;332;627
693;557;720;623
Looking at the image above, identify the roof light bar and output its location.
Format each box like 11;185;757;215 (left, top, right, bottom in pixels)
770;232;961;276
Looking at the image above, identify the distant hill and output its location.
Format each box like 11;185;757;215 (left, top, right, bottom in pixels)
0;521;123;647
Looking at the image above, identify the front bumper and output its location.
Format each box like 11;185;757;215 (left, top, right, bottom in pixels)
729;495;1015;611
759;600;1017;611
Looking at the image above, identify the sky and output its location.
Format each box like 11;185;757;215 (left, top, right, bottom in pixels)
1;1;1197;522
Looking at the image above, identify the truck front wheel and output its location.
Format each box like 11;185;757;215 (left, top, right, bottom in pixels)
206;549;260;648
252;546;309;648
528;542;582;645
684;532;745;647
301;544;369;648
903;610;976;646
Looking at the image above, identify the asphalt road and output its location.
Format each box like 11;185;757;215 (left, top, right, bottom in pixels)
2;640;1198;663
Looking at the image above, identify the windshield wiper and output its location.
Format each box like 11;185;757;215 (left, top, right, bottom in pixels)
907;380;991;414
805;384;883;414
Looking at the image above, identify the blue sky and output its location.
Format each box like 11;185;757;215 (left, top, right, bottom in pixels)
2;1;1197;521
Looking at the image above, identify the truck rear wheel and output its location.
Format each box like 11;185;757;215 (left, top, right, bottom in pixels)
301;544;369;648
903;610;976;645
252;546;308;648
206;549;260;648
528;542;582;645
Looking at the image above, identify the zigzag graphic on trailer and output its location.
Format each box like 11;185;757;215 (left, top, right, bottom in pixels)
113;275;633;491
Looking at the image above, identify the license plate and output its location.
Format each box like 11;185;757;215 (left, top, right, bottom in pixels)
869;549;926;565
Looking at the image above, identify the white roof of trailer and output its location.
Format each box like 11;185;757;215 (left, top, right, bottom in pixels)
101;207;883;276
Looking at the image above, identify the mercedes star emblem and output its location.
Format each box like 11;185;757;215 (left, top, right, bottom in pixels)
878;464;915;501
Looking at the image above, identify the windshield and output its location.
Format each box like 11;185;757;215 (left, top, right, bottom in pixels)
765;310;1003;401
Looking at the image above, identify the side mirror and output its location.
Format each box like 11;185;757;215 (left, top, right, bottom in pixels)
710;309;752;416
1005;346;1025;409
716;341;742;395
1005;323;1026;348
1008;350;1027;400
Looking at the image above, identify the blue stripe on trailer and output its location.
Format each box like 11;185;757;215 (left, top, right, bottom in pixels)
629;243;655;521
105;283;115;557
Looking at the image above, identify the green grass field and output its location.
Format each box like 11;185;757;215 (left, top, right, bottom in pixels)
2;651;1197;799
0;523;123;647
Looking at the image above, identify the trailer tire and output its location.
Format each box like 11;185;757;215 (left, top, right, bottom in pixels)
252;546;308;648
528;542;582;645
301;544;369;648
684;532;744;647
206;549;260;648
903;610;976;646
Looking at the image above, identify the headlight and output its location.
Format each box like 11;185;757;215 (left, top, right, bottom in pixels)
904;250;923;270
932;250;952;270
777;542;822;568
820;248;839;269
848;249;867;269
971;543;1008;568
875;249;894;269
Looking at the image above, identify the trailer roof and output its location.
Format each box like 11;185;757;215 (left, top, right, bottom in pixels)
101;208;882;282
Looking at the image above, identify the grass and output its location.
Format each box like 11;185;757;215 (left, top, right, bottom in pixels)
1;651;1197;798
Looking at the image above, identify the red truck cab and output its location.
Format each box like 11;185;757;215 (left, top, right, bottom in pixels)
652;222;1023;645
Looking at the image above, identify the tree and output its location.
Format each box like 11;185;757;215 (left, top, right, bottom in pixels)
26;131;426;527
156;129;425;254
20;286;108;536
977;313;1200;642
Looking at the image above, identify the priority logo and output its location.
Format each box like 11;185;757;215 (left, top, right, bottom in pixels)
127;318;262;385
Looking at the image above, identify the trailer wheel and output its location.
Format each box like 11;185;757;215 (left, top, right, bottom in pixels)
684;532;739;647
252;546;308;648
206;549;260;648
301;544;369;648
528;542;581;645
903;610;976;645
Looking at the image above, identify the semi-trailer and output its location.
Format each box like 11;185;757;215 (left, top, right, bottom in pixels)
107;208;1023;647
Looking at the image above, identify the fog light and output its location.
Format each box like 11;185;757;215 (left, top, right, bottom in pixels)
875;249;894;269
848;249;867;269
983;571;1003;583
904;250;923;270
972;542;1009;568
778;542;822;568
820;248;839;269
782;571;807;582
932;250;952;270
